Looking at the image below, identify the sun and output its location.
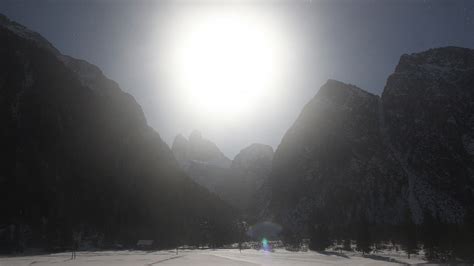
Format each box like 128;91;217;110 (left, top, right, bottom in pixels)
162;6;288;121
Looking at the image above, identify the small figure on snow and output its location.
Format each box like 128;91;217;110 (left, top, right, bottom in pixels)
71;231;81;260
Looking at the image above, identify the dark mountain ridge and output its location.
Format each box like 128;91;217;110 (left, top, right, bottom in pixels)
0;14;236;251
266;47;474;258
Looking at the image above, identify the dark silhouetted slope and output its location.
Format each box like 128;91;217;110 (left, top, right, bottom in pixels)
0;14;236;251
266;48;474;251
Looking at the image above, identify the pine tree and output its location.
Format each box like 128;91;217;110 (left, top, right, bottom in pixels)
400;209;419;259
453;211;474;261
342;239;352;251
421;211;440;261
309;224;331;251
283;228;302;251
355;221;372;255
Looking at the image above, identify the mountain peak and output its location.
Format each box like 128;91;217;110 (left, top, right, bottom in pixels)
0;13;59;55
395;46;474;73
232;143;274;171
171;131;231;168
189;130;203;142
173;133;187;144
317;79;377;103
383;46;474;100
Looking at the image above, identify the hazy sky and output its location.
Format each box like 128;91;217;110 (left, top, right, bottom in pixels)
1;0;473;158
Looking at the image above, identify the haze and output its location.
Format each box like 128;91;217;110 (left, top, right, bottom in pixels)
1;0;473;157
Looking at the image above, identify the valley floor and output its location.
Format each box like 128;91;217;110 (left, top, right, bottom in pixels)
0;249;426;266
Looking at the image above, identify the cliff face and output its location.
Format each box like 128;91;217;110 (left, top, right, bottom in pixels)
231;144;274;213
0;14;236;250
382;47;474;224
267;47;474;232
268;80;407;228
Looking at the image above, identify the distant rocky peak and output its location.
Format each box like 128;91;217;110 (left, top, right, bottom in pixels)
316;79;377;105
395;47;474;73
171;131;231;168
383;46;474;100
189;130;203;142
187;130;220;154
240;143;274;156
172;134;188;146
232;143;274;171
171;134;189;164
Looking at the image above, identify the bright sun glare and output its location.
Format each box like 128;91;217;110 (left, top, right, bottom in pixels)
164;7;288;121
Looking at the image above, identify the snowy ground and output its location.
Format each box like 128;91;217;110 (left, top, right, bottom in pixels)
0;249;426;266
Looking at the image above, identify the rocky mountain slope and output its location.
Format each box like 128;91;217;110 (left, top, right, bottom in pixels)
382;47;474;224
231;143;274;191
0;14;236;251
267;80;408;230
171;133;273;212
267;47;474;234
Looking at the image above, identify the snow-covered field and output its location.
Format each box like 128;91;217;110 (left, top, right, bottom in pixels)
0;249;426;266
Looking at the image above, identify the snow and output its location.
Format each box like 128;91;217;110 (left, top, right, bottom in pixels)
0;249;426;266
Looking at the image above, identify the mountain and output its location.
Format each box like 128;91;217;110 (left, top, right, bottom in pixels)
267;80;408;230
171;132;234;204
382;47;474;224
230;144;274;215
232;144;274;218
0;14;237;252
231;143;274;190
266;47;474;244
171;133;273;212
232;143;274;171
172;130;232;168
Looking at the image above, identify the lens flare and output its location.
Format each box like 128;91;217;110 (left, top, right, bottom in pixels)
262;238;270;251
